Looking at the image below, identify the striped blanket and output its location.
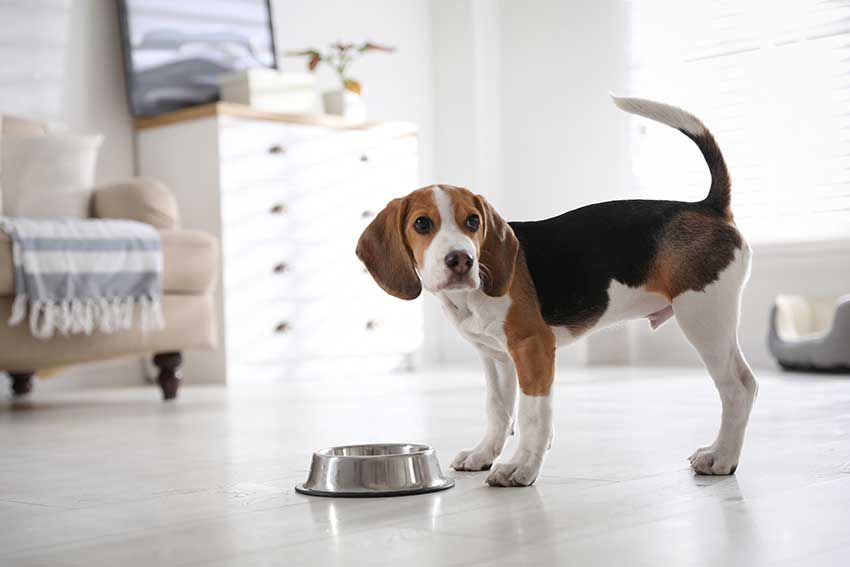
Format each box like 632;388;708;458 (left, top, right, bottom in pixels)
0;217;164;339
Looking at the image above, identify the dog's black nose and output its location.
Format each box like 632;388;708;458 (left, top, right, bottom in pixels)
445;251;473;276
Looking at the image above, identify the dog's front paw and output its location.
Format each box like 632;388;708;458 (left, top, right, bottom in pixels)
451;446;498;471
485;456;542;487
689;445;738;475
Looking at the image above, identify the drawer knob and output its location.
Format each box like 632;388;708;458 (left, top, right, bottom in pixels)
275;321;292;334
359;154;369;162
269;144;288;155
273;262;289;274
365;319;379;331
361;210;374;219
270;203;287;215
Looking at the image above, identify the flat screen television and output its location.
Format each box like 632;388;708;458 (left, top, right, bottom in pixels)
117;0;277;117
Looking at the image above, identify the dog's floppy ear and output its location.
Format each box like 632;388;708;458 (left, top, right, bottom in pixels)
356;197;422;300
476;194;519;297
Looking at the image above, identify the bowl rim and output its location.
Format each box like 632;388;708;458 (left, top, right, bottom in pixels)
314;442;433;459
295;477;454;498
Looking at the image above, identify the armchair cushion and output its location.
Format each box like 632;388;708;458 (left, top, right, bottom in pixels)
92;178;180;229
0;228;217;296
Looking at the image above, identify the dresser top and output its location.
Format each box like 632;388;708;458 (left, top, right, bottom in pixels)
134;102;391;131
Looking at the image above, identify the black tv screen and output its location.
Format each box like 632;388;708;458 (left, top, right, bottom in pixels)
117;0;277;117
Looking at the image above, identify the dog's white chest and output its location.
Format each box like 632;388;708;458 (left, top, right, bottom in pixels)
439;290;511;353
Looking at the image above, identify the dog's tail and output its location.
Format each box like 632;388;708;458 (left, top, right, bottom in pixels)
611;95;731;218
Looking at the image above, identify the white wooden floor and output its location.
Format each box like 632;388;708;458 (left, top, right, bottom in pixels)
1;366;849;566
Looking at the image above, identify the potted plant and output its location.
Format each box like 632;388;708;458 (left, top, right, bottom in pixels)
287;41;395;121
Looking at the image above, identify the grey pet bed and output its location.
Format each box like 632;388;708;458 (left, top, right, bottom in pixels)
769;294;850;373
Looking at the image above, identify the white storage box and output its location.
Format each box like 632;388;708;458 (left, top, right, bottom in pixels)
218;69;320;114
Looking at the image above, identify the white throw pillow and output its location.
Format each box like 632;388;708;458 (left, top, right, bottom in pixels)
2;132;103;219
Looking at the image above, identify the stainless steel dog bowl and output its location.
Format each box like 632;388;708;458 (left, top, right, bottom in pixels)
295;443;455;497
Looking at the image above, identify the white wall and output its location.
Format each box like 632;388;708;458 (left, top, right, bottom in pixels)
0;0;70;121
501;0;634;366
273;0;435;182
63;0;135;184
423;0;504;366
499;0;632;219
426;0;635;366
0;0;134;183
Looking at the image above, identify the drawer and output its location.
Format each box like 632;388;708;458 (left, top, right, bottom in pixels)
224;243;381;307
223;253;299;309
219;144;367;191
220;150;361;197
220;201;375;254
221;212;293;257
220;180;291;225
220;151;292;189
288;252;387;301
297;298;423;358
220;156;417;250
219;119;416;163
228;299;338;364
288;135;418;196
278;127;412;172
227;296;423;364
283;179;417;247
223;256;367;306
220;131;418;205
284;207;374;247
226;300;299;363
219;126;365;183
218;119;334;160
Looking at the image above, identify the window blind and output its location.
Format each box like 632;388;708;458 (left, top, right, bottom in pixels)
626;0;850;243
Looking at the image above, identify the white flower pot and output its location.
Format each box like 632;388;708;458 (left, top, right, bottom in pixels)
322;90;367;123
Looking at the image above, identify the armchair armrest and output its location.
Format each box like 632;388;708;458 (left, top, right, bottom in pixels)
91;178;180;229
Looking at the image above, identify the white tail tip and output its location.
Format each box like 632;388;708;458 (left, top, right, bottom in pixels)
611;94;705;136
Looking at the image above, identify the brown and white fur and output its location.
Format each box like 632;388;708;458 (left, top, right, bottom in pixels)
356;96;757;486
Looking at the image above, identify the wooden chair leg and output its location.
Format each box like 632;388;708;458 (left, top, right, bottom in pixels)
8;372;34;397
152;352;182;401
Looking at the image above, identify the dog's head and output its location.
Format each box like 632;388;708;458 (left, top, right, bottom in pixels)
356;185;519;300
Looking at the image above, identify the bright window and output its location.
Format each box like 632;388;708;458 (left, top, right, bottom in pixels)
627;0;850;243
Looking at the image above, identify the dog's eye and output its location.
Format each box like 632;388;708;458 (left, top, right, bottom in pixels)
413;216;432;234
465;214;480;231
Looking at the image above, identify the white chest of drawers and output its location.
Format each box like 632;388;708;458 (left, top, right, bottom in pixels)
135;104;423;383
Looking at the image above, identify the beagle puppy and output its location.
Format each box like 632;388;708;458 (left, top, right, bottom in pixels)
356;96;757;486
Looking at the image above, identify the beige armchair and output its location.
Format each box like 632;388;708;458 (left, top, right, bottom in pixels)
0;116;218;400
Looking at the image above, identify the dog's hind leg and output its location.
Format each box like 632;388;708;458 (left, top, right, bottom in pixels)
672;246;758;475
452;352;517;471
